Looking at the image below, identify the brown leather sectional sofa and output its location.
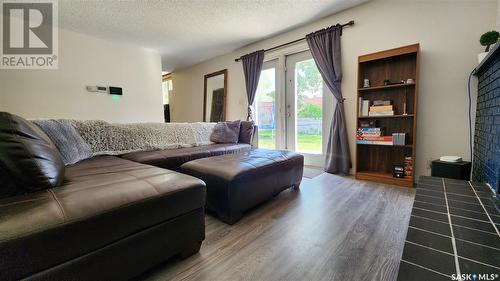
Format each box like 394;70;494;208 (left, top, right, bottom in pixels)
0;116;256;280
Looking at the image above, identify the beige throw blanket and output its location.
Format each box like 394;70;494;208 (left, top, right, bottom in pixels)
70;120;216;156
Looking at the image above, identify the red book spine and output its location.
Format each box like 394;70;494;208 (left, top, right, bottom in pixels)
356;136;393;141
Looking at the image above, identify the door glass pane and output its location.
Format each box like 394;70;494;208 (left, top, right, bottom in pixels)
295;59;323;154
255;68;276;149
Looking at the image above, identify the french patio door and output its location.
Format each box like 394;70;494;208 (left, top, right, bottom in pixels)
254;51;332;167
254;59;280;150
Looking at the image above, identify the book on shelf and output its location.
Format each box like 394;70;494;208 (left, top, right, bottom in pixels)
356;140;393;145
356;135;393;145
368;111;394;116
373;100;392;106
369;105;394;112
392;133;407;146
358;127;383;131
357;128;384;132
356;136;393;141
359;98;370;117
357;127;384;137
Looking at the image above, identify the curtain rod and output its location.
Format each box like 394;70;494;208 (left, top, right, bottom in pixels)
234;20;354;62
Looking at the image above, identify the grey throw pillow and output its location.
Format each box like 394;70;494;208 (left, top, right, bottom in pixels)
210;120;241;144
239;121;255;144
33;119;93;165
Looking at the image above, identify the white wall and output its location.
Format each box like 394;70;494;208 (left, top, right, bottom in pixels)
497;0;500;29
0;28;163;123
170;0;496;177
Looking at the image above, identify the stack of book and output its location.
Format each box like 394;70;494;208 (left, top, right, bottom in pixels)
368;100;394;116
356;128;393;145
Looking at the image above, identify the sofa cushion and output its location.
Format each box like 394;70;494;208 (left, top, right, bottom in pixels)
120;143;251;170
32;119;93;165
0;156;206;280
0;112;65;197
210;120;241;143
238;121;255;144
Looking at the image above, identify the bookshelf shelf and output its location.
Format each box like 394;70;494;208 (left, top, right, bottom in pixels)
358;114;414;119
355;44;419;188
356;171;413;186
358;83;415;92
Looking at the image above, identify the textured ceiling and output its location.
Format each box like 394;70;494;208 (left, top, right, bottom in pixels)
59;0;368;71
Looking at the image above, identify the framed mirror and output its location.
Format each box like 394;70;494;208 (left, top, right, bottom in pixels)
204;69;227;122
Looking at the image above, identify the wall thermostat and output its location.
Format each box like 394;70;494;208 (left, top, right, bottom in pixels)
86;85;107;93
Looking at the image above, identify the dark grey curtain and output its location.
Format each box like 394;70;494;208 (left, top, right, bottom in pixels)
306;25;351;174
241;50;265;121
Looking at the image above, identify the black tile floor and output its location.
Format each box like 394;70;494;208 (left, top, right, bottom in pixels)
397;176;500;281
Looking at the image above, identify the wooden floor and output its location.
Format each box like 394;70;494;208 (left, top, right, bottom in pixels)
141;173;415;281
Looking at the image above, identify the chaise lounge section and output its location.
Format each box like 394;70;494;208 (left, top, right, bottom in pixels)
0;155;206;280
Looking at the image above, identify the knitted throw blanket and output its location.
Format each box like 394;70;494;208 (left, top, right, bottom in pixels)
70;120;216;156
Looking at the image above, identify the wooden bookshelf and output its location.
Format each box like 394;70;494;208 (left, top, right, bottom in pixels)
355;44;419;188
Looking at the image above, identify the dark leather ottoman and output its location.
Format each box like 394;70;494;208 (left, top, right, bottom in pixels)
179;149;304;224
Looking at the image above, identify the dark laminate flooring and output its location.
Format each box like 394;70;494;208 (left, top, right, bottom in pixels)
141;173;415;281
